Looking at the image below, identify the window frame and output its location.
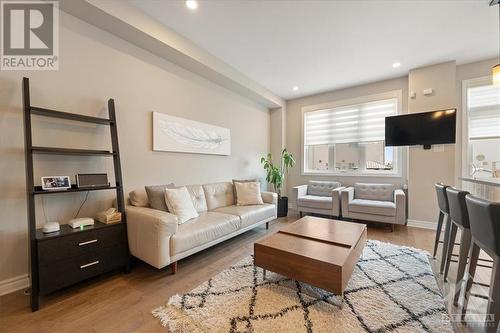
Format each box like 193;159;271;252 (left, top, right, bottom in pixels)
301;90;404;177
461;75;499;177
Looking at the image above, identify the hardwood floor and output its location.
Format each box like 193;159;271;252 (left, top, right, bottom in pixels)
0;213;491;332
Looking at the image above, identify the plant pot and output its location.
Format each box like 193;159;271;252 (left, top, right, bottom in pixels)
277;196;288;217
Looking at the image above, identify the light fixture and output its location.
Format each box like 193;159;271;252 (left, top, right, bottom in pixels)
292;86;299;91
491;0;500;84
392;62;401;69
185;0;198;10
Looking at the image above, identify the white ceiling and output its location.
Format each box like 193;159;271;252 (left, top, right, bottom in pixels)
128;0;498;100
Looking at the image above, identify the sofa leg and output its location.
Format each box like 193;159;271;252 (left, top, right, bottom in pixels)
171;261;178;274
266;222;269;230
299;211;303;218
391;224;395;232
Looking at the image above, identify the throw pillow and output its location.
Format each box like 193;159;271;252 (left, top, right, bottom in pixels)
235;182;264;206
232;179;257;202
145;183;175;211
164;186;199;224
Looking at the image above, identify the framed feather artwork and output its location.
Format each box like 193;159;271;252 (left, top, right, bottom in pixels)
152;112;231;155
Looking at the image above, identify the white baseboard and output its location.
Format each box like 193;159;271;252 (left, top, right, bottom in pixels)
0;274;30;296
407;219;437;230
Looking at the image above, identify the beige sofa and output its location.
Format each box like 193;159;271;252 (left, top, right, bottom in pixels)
341;183;406;230
292;181;345;217
126;182;277;272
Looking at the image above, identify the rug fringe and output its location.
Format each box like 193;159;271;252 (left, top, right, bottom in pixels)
152;304;206;333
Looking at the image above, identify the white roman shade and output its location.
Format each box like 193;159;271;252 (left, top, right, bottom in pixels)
467;84;500;139
304;98;397;145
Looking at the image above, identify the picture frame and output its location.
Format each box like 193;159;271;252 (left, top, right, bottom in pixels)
41;176;71;191
152;112;231;156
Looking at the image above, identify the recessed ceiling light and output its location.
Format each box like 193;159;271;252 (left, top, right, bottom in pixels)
292;86;299;91
185;0;198;10
392;62;401;68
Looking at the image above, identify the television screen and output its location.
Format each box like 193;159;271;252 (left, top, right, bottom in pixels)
385;109;456;147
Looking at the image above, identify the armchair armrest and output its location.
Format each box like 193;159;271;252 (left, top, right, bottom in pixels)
126;205;178;268
261;191;278;205
341;187;354;216
394;189;406;225
331;186;345;216
293;185;308;200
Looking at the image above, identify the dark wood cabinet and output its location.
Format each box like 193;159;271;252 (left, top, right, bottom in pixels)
36;223;128;295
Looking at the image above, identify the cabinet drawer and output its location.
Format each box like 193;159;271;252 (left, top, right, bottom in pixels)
39;244;127;295
38;224;126;265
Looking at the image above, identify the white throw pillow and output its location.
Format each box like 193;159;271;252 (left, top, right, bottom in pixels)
164;187;199;224
235;182;264;206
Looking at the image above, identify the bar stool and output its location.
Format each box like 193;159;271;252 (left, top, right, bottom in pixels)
434;183;450;268
463;195;500;333
443;187;471;307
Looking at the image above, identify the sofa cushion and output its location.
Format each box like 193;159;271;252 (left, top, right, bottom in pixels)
214;204;275;228
171;212;241;255
185;184;208;213
349;199;396;216
307;181;341;197
145;183;175;211
203;182;235;210
129;189;149;207
354;183;395;202
297;195;333;210
235;182;264;206
232;179;257;202
164;187;199;224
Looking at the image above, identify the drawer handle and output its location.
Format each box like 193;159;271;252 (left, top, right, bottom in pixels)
80;261;99;269
78;239;98;246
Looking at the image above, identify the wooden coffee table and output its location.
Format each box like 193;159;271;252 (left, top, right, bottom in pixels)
254;216;367;301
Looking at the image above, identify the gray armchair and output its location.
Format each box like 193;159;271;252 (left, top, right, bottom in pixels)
293;181;345;218
341;183;406;229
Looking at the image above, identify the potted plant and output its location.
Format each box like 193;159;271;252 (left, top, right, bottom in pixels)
261;148;296;217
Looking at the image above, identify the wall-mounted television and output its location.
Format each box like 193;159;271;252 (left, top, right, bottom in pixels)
385;109;456;148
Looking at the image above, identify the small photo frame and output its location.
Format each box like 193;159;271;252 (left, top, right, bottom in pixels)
41;176;71;191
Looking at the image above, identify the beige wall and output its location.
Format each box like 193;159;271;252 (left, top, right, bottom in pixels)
0;13;270;284
285;77;409;199
407;61;457;223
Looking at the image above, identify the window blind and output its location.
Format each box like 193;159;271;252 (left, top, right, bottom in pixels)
304;98;397;145
468;84;500;139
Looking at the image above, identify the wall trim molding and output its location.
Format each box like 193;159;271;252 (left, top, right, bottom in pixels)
407;219;437;230
0;274;29;296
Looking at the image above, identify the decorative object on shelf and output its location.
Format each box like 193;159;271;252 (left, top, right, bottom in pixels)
76;173;109;189
153;112;231;155
22;77;129;311
41;176;71;191
41;221;60;234
260;148;296;217
68;217;95;229
96;208;122;224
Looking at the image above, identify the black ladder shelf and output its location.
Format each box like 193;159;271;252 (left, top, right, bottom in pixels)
22;77;127;311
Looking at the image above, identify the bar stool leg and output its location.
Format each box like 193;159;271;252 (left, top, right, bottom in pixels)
453;228;471;306
433;212;445;259
486;256;500;333
462;242;480;321
444;222;458;282
440;215;451;274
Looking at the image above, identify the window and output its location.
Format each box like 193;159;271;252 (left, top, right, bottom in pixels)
302;91;401;175
463;78;500;178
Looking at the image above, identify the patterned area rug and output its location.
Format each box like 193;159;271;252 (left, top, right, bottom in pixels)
153;240;453;332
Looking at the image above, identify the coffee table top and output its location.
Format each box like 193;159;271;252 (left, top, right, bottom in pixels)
255;216;366;266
